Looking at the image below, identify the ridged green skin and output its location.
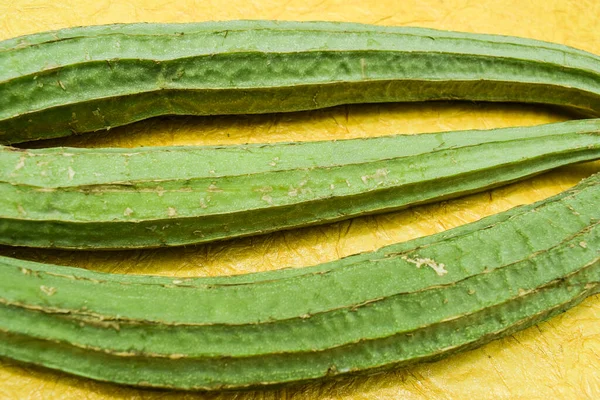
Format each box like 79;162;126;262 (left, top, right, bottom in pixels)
2;20;600;144
2;21;600;390
0;171;598;389
1;119;600;249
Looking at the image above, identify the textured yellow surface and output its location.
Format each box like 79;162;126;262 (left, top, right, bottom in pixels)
1;0;600;398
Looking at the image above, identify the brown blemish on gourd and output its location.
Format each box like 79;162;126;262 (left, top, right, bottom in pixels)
40;286;57;296
207;183;223;192
402;255;448;276
261;195;273;204
14;156;25;171
360;168;389;185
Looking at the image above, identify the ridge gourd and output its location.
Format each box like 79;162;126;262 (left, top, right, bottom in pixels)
2;20;600;144
1;21;600;390
0;172;598;389
1;119;600;249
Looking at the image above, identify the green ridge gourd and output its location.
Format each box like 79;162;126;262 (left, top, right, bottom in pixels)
1;119;600;249
1;21;600;390
2;20;600;144
0;172;598;389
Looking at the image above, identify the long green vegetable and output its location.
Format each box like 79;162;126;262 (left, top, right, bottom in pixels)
0;171;598;389
1;119;600;249
2;20;600;144
2;21;600;390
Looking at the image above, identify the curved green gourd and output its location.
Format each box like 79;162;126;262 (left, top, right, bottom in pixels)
1;119;600;249
1;21;600;390
0;171;598;389
2;20;600;144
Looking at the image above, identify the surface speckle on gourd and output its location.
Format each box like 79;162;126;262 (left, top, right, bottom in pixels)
402;256;448;277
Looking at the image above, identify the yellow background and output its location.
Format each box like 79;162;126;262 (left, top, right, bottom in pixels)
1;0;600;398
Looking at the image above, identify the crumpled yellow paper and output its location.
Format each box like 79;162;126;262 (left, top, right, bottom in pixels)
1;0;600;398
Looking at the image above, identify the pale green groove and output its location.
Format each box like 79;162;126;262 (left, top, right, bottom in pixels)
1;119;600;249
0;172;598;389
2;20;600;144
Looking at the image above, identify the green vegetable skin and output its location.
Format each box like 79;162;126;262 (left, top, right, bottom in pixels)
2;119;600;249
0;171;598;389
2;20;600;144
1;21;600;390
